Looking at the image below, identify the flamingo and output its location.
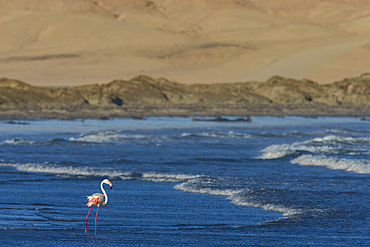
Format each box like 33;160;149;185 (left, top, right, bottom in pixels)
85;179;113;236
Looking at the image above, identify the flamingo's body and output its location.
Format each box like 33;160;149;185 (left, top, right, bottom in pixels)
87;193;106;207
85;179;113;236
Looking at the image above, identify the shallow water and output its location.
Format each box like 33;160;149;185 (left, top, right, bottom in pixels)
1;117;370;246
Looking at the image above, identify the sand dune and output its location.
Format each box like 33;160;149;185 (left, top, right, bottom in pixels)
0;0;370;86
236;38;370;82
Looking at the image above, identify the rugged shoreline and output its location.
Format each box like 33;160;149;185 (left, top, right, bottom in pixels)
1;74;370;120
1;103;370;120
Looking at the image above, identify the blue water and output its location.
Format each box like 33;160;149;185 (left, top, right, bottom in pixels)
1;117;370;246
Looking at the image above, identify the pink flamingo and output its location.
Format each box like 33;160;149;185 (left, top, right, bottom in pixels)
85;179;113;236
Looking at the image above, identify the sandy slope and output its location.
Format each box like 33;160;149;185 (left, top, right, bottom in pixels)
0;0;370;86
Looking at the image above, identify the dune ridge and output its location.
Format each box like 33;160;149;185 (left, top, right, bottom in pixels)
1;74;370;119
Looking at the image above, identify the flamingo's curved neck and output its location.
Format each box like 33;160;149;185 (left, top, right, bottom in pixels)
100;181;108;205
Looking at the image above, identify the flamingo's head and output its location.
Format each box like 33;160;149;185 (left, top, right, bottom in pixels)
102;179;113;189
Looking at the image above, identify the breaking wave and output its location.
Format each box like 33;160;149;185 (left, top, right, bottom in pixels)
0;162;201;183
68;131;158;143
259;135;370;159
0;139;35;145
174;177;300;217
181;131;251;139
1;130;252;146
68;130;252;143
291;155;370;174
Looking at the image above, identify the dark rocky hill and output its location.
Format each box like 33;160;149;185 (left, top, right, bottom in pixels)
1;74;370;119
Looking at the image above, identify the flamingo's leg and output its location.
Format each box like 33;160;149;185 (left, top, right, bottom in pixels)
85;206;92;233
95;205;99;236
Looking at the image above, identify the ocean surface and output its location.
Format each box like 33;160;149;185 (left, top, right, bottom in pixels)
1;116;370;246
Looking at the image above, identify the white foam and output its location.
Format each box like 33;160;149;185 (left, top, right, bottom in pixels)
0;139;35;145
258;135;370;159
71;130;251;144
231;200;301;217
0;163;112;176
174;181;243;196
258;144;297;159
181;131;251;139
311;135;370;143
69;131;155;143
140;173;202;182
0;163;200;183
291;155;370;174
174;179;299;217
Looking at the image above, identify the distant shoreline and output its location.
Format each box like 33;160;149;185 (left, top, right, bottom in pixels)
1;103;370;121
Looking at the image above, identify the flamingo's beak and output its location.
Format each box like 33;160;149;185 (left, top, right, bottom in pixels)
106;180;113;189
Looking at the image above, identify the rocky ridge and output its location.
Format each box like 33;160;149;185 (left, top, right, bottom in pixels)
1;74;370;119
